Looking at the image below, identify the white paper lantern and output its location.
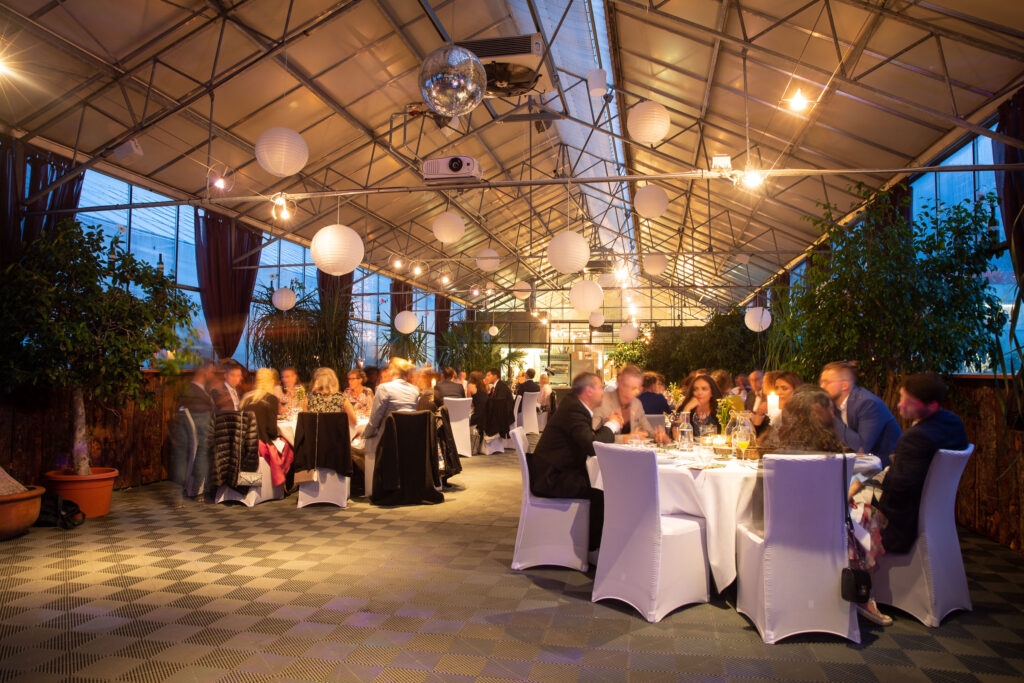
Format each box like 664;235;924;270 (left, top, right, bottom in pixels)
512;280;532;301
589;311;605;327
627;100;671;144
735;253;751;265
569;280;604;314
488;325;499;337
432;211;465;244
255;127;308;177
395;310;419;334
620;322;639;343
596;272;617;289
634;184;669;219
547;231;590;274
744;306;772;332
643;253;668;276
586;68;607;96
476;247;500;272
310;223;364;275
272;287;296;311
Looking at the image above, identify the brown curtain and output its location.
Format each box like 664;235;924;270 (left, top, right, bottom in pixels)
318;270;354;345
994;89;1024;286
390;279;413;321
1;133;84;269
435;295;451;364
194;208;263;360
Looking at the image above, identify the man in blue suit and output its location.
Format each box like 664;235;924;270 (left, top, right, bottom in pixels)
820;361;901;466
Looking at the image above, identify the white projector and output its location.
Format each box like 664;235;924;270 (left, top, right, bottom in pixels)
421;155;482;184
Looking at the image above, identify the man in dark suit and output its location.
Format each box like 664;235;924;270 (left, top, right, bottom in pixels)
744;370;764;412
528;372;623;551
515;368;541;413
178;359;216;413
820;361;901;466
483;367;515;438
210;362;244;411
433;366;466;407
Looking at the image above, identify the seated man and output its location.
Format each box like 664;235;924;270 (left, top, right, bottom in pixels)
847;372;968;626
593;364;671;444
637;371;672;416
515;368;541;399
483;368;515;439
356;358;421;483
528;372;622;552
433;366;466;407
820;361;901;466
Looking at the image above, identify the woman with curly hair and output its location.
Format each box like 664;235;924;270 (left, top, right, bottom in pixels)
756;384;848;453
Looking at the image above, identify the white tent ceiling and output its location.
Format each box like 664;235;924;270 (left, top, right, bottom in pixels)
2;0;1022;324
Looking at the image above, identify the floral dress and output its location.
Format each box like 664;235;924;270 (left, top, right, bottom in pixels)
308;392;345;413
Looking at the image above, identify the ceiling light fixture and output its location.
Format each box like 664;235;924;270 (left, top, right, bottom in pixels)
440;273;451;285
471;286;481;297
0;57;10;76
270;193;295;221
786;88;810;112
741;167;764;189
711;154;732;172
412;264;423;276
392;257;403;270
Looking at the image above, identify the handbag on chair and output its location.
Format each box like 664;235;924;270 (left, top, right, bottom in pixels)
840;454;871;603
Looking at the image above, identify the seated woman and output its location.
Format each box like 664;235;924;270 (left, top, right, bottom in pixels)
638;371;672;416
774;370;804;411
307;367;358;428
343;368;374;416
276;366;307;415
240;368;292;487
537;373;552;413
675;373;722;438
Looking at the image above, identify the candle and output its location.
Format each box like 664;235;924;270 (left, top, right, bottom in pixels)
766;391;780;420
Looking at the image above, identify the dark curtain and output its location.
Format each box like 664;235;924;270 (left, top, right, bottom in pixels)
1;133;85;269
390;279;413;321
994;89;1024;285
435;295;451;364
318;270;354;345
194;208;263;360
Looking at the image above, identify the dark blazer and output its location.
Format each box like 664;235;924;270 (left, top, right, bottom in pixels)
470;391;488;428
638;391;672;416
484;380;515;437
242;393;280;444
516;379;540;396
179;381;215;414
292;411;352;476
433;380;466;407
744;390;761;412
527;394;615;499
210;383;239;411
833;386;902;466
877;409;967;553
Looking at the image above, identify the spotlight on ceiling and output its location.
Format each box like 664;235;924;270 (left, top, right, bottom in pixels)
741;168;764;189
786;88;810;112
412;264;423;276
392;257;403;270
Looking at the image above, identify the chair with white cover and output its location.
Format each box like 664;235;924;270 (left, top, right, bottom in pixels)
444;397;473;458
519;391;540;434
871;445;974;627
294;412;351;509
214;457;277;507
737;453;860;644
504;394;522;450
592;443;709;622
297;468;349;508
510;427;591;572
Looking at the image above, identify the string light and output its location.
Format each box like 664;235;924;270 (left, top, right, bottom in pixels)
412;264;423;276
212;177;226;189
471;286;480;297
440;273;451;285
786;88;809;112
392;257;403;270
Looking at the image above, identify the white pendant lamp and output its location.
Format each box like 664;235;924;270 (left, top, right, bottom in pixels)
744;306;772;332
476;247;500;272
255;127;309;177
488;325;499;337
627;100;671;144
569;280;604;314
395;310;419;334
512;280;532;301
310;223;364;275
586;69;607;96
272;287;296;311
643;253;668;276
547;231;590;275
634;184;669;219
432;211;465;244
620;322;639;342
589;311;605;327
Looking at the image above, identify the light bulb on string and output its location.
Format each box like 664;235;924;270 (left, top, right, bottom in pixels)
741;167;764;189
392;257;403;270
412;264;423;276
786;88;809;112
471;286;481;297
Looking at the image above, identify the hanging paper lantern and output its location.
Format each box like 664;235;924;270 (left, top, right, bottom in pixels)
272;287;296;311
432;211;465;244
512;280;532;301
395;310;419;334
476;247;500;272
419;45;486;118
488;325;499;337
744;306;772;332
547;231;590;275
643;253;668;276
310;223;364;275
589;311;605;327
627;100;671;144
255;127;309;177
569;280;604;314
620;322;639;342
735;253;751;265
634;184;669;219
586;68;607;96
597;272;617;289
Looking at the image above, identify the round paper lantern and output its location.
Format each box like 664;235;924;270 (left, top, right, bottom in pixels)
255;127;308;177
432;211;465;244
744;306;772;332
395;310;419;334
419;45;486;117
735;253;751;265
627;100;671;144
512;280;532;301
620;322;639;343
476;247;500;272
569;280;604;314
586;68;607;96
272;287;296;311
643;253;668;276
634;184;669;219
547;231;590;275
488;325;499;337
589;311;605;327
597;272;617;289
311;223;364;275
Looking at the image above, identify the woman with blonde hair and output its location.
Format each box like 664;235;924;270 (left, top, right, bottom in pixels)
241;368;292;487
308;367;358;427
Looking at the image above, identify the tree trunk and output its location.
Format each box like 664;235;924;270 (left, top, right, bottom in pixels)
72;387;91;475
0;465;27;496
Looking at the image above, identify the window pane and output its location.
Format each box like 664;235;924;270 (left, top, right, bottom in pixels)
129;187;177;279
177;207;200;287
304;249;320;306
77;171;129;249
280;240;305;295
911;173;936;224
179;288;214;358
937;145;974;207
255;238;279;295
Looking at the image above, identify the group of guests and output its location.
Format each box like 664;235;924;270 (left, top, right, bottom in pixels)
528;360;967;627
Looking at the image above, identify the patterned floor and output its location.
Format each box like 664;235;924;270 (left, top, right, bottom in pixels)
1;451;1023;683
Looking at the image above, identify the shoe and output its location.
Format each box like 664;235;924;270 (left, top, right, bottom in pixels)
856;600;893;626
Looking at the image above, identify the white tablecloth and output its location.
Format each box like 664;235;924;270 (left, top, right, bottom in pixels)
277;416;368;445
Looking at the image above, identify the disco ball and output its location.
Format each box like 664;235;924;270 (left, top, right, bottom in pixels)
419;45;486;118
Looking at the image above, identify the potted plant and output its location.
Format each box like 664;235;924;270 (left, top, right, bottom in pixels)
0;465;45;540
0;219;195;518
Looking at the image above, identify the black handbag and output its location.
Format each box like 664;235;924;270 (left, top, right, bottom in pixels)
840;454;871;603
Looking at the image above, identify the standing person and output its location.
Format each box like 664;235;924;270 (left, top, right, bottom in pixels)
344;369;375;416
638;371;672;416
528;372;623;552
179;358;216;413
676;373;723;436
593;364;670;443
483;367;515;440
434;366;466;407
211;362;244;411
276;367;307;415
819;361;901;466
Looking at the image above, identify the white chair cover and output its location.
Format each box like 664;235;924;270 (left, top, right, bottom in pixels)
592;443;709;622
214;457;280;507
872;445;974;627
297;468;349;508
483;433;505;454
504;395;522;450
521;392;540;434
736;453;859;644
538;410;548;432
444;397;473;458
510;427;591;572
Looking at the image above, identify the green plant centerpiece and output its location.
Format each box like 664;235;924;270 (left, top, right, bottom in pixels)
0;219;195;476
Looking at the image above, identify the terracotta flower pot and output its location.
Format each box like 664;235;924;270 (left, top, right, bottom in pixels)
43;467;119;518
0;485;46;540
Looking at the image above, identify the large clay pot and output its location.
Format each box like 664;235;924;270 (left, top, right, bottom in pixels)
43;467;119;518
0;485;45;540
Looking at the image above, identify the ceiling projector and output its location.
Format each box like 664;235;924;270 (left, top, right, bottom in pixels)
422;155;482;184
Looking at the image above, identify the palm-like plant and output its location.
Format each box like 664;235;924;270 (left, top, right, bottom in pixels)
378;313;430;365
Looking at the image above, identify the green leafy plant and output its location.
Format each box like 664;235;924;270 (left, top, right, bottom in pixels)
378;313;430;365
0;219;196;475
436;321;525;375
607;338;650;370
646;308;765;381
